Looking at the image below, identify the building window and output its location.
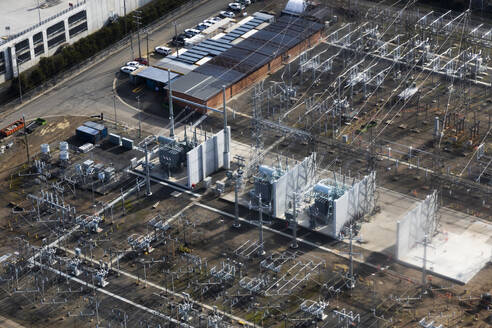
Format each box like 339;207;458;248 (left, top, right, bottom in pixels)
68;10;87;26
47;21;65;37
34;44;45;57
0;51;5;74
48;34;66;49
33;32;43;45
69;22;88;38
15;39;30;53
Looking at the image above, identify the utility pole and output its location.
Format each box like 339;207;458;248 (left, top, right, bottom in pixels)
133;11;142;59
417;234;434;295
22;114;29;164
16;57;23;103
168;69;175;138
232;155;245;228
145;29;150;66
36;0;41;24
173;21;179;58
339;225;361;289
113;89;117;129
223;86;230;169
291;193;298;248
137;95;142;138
144;143;152;197
249;193;270;256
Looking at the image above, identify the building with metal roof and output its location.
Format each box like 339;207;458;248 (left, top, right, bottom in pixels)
130;66;180;90
167;15;324;111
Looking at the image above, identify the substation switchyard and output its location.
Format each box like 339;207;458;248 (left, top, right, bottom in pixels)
0;0;491;327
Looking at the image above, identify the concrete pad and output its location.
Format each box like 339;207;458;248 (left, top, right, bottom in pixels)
359;188;416;254
400;220;492;284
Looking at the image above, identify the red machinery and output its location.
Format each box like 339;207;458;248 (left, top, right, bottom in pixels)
0;119;25;137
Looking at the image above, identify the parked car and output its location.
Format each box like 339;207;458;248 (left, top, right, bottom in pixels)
196;22;211;31
219;11;235;18
155;46;172;56
184;28;200;37
203;19;216;25
228;2;245;11
120;66;137;74
126;61;141;67
134;57;148;65
238;0;251;5
172;34;186;46
210;16;222;23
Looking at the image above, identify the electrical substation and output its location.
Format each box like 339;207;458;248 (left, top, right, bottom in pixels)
0;0;491;327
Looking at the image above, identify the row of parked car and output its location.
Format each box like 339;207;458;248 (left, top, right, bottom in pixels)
119;0;255;74
170;0;254;46
120;58;150;74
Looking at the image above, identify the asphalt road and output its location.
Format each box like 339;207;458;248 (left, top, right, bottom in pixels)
0;0;235;135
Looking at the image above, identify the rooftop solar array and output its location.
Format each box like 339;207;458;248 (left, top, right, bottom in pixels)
169;16;324;103
174;17;268;65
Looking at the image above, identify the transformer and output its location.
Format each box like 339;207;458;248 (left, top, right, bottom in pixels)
67;258;82;276
158;138;187;172
128;234;155;253
253;164;284;204
309;182;347;228
94;269;109;287
76;215;102;233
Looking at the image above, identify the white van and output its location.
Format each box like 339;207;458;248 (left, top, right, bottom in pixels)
154;46;172;56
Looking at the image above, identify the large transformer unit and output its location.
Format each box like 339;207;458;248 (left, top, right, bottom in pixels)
253;165;285;204
309;181;347;228
158;136;196;177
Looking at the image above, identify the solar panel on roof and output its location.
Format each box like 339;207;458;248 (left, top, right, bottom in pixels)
194;47;221;56
207;39;231;46
176;57;198;64
187;49;209;56
242;23;257;29
195;44;223;53
174;56;197;63
175;59;195;64
200;43;228;52
180;53;204;60
202;41;231;51
202;39;228;46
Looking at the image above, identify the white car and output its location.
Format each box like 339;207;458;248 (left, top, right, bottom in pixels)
203;19;216;25
155;46;172;56
228;2;244;11
126;61;141;67
219;10;235;18
210;17;222;23
120;66;137;74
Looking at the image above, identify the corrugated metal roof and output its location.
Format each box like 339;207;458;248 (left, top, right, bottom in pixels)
154;58;198;75
168;72;223;102
134;66;180;83
84;121;106;131
77;126;99;136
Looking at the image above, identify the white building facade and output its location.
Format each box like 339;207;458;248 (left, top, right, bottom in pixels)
0;0;153;84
